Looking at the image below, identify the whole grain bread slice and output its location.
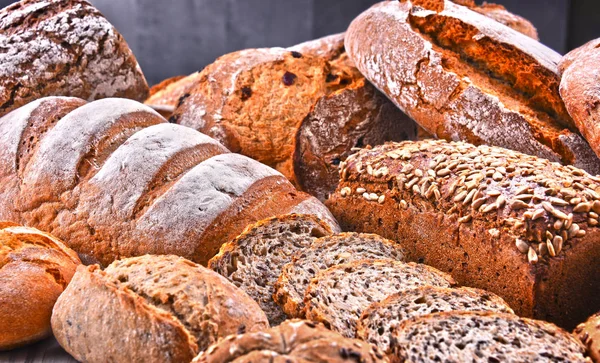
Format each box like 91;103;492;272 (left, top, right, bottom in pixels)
391;311;589;362
303;259;455;338
208;214;332;325
274;232;407;318
356;286;514;355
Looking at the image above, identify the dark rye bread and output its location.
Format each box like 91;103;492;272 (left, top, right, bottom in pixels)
0;0;149;117
574;312;600;363
208;214;333;325
274;232;408;318
390;311;589;363
345;0;600;175
356;286;514;355
304;259;455;338
170;34;416;200
0;97;339;266
193;320;388;363
326;139;600;329
51;255;269;363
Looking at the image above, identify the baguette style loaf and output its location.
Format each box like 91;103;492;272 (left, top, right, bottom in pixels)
345;0;600;174
0;97;339;266
0;0;149;117
327;139;600;329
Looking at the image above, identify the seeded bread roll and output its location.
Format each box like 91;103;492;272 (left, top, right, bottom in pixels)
327;139;600;329
345;0;600;175
356;286;514;355
390;311;589;363
52;255;269;363
208;214;333;325
574;312;600;363
0;0;149;117
144;73;202;118
0;224;80;351
170;34;416;200
193;319;388;363
274;233;407;318
304;259;455;338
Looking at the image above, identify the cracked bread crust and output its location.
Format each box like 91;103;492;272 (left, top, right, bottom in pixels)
346;0;600;175
51;255;269;363
574;312;600;363
0;0;149;117
0;224;80;350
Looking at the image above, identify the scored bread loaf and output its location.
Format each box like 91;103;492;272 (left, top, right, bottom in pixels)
0;223;80;350
345;0;600;175
574;312;600;363
304;259;455;337
274;232;408;318
327;139;600;329
0;97;339;266
51;255;269;363
0;0;149;117
170;34;416;200
208;214;333;325
193;319;388;363
356;286;514;355
390;311;589;362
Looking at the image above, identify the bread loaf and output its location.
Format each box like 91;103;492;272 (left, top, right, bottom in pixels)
574;312;600;363
170;34;416;200
0;224;80;350
208;214;333;325
0;0;149;117
345;0;600;174
52;255;269;363
144;73;202;118
0;97;339;266
327;139;600;329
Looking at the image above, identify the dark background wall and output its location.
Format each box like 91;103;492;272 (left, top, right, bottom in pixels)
2;0;599;85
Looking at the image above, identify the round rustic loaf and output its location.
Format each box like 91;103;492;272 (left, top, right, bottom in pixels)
0;223;80;350
0;96;339;266
574;311;600;363
0;0;149;117
52;254;269;363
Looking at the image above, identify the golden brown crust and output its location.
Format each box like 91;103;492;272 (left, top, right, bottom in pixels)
473;3;539;40
574;312;600;363
145;73;203;118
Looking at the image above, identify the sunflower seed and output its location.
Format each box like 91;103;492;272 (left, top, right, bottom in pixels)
511;200;529;209
399;200;408;209
378;195;385;204
553;236;563;254
588;218;598;226
590;211;599;219
577;229;586;237
593;201;600;214
437;168;452;177
482;204;497;213
532;209;545;220
549;197;569;206
553;219;563;230
574;202;592;213
515;239;529;253
528;247;538;264
356;187;366;194
539;242;548;257
414;169;423;177
472;197;486;209
547;240;556;257
340;187;351;197
514;194;534;201
458;215;472;223
496;195;506;208
568;223;580;238
454;191;467;202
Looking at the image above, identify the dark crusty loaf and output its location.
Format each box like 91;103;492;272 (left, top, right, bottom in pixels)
0;0;149;117
574;312;600;363
0;223;80;350
193;319;388;363
390;311;589;362
0;96;339;266
208;214;333;325
345;0;600;175
170;34;416;200
356;286;514;355
326;139;600;329
304;259;455;337
52;255;269;363
274;232;407;318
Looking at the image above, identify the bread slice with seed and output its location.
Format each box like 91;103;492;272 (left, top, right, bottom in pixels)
304;259;455;337
356;286;514;355
391;311;589;362
274;233;407;318
208;214;332;325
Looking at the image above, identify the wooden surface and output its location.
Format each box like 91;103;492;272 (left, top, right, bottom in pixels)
0;337;76;363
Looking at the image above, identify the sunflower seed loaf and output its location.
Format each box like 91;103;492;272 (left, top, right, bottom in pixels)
326;139;600;329
574;311;600;363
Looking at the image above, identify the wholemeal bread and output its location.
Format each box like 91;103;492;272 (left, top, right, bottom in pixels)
208;214;333;325
574;312;600;363
274;232;408;318
345;0;600;174
170;34;416;200
326;139;600;329
51;255;269;363
193;319;388;363
390;311;589;362
144;73;202;118
304;259;455;337
0;97;339;266
0;0;149;117
0;224;80;350
356;286;514;355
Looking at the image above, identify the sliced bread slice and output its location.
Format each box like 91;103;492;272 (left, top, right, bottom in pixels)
303;259;455;337
357;286;514;355
208;214;332;325
274;232;407;318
